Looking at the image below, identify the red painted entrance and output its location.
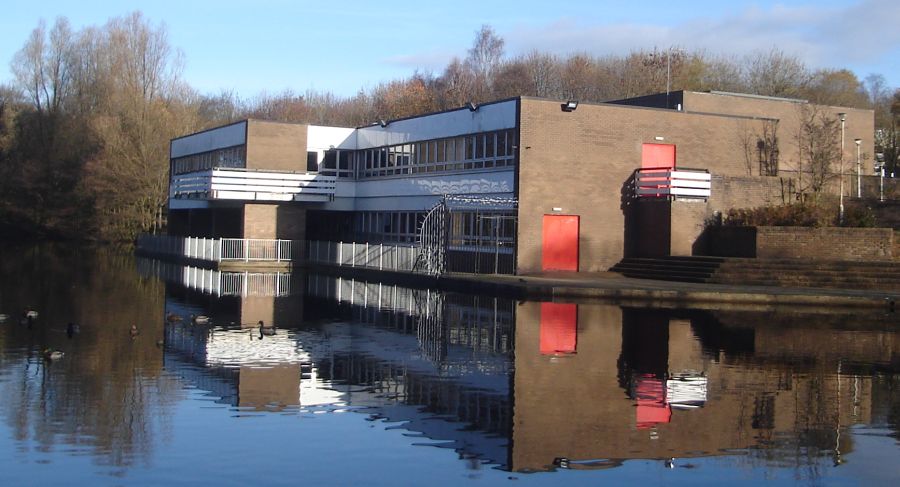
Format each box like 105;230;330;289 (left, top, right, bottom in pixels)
539;303;577;355
641;143;676;169
542;215;579;271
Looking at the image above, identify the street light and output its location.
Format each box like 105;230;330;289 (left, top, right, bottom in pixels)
838;113;846;224
855;139;862;198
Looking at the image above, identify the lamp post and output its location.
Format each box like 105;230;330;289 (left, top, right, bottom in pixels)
838;113;846;224
855;139;862;198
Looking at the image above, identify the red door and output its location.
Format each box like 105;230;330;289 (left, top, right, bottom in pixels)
542;215;579;271
641;143;676;169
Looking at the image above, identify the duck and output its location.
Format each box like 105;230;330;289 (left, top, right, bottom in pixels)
166;312;183;323
43;349;64;360
20;309;37;326
130;325;140;338
258;320;276;336
191;314;211;325
0;313;8;323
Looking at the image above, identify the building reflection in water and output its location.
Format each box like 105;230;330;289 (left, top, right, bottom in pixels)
141;260;900;475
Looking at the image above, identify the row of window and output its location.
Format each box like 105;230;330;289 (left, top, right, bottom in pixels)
171;145;246;175
355;211;426;244
356;129;516;179
171;130;516;179
353;210;516;246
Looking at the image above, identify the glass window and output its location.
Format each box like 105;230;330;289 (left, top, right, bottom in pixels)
436;140;446;163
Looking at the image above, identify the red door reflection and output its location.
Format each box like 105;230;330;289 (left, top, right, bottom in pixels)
539;302;577;355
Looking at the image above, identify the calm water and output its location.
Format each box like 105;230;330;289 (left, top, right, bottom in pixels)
1;245;899;486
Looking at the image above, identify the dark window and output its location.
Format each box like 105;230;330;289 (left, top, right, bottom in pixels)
322;149;337;171
307;151;318;172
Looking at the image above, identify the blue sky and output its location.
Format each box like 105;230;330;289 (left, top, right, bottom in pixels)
1;0;898;98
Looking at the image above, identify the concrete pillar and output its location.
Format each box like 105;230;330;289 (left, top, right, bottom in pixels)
242;204;306;240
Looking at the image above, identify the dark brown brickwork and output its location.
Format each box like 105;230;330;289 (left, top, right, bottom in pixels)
682;92;874;179
246;120;308;171
708;226;894;261
511;302;881;471
670;200;708;256
517;98;770;272
516;95;877;272
243;204;306;241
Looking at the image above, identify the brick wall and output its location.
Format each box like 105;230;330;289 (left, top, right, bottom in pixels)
517;98;769;272
682;92;874;179
245;120;308;171
670;200;709;256
243;204;306;240
708;226;894;261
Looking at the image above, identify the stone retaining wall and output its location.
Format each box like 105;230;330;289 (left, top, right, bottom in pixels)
707;226;894;261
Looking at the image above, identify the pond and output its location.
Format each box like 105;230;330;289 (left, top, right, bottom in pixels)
0;245;899;486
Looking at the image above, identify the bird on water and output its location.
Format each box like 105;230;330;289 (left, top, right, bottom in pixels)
43;349;64;361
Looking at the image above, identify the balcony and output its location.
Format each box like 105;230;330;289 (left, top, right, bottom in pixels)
634;167;711;199
171;167;336;203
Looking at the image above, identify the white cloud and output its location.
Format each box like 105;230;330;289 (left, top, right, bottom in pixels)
500;1;900;71
382;50;458;71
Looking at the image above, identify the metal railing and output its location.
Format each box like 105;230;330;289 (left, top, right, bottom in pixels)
634;167;711;199
137;234;301;263
220;238;297;262
307;240;419;272
171;167;336;202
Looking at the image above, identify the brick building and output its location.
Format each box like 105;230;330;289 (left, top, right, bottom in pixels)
166;91;874;274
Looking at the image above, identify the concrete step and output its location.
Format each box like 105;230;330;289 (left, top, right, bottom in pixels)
717;257;900;270
611;257;721;283
611;255;900;291
714;267;900;280
709;275;900;291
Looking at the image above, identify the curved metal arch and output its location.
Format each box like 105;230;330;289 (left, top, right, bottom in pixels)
416;195;518;276
416;198;449;276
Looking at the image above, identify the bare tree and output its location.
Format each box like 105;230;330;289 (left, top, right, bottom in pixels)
83;11;197;240
464;25;504;98
795;104;840;199
521;50;561;98
745;48;809;98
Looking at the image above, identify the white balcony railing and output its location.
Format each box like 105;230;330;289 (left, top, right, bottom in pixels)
137;235;301;263
635;167;711;199
171;167;336;202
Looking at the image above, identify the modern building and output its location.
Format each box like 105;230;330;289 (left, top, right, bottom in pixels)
166;91;873;274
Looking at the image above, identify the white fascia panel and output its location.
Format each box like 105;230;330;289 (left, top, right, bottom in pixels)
307;125;357;151
171;121;247;158
355;100;517;148
353;170;514;198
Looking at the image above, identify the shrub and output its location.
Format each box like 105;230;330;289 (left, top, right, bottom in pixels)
719;202;877;228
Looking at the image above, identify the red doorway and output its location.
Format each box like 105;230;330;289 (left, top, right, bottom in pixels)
641;143;676;169
542;215;579;271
